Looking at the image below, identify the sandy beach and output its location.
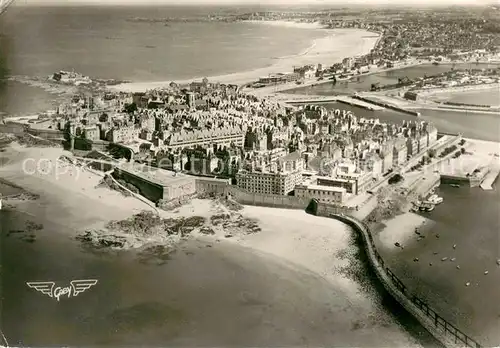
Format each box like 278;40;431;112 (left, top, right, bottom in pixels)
111;24;379;93
0;144;151;230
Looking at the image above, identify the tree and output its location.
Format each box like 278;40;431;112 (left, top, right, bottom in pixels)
428;148;437;158
99;113;109;122
63;122;72;141
124;102;137;114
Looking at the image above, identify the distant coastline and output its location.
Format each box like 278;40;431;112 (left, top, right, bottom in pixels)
111;24;380;93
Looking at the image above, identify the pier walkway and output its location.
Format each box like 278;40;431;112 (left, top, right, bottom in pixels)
276;94;386;111
480;167;499;190
274;94;339;104
336;96;384;110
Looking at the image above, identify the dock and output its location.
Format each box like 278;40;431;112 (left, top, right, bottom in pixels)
336;96;384;111
480;167;500;190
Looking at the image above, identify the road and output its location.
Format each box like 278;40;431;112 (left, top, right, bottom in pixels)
367;135;460;195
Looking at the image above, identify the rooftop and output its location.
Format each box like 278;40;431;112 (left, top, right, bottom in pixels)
119;164;193;187
279;151;302;162
304;184;347;193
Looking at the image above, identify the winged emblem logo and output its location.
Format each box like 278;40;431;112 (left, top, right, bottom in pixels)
27;279;98;301
0;0;15;16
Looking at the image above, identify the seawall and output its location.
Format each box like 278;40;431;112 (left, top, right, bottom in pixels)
328;213;482;348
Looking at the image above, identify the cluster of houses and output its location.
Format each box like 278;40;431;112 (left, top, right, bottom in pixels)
48;81;438;206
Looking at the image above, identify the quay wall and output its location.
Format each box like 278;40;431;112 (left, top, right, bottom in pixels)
437;131;462;137
353;95;421;116
440;175;471;185
310;199;356;216
195;177;232;196
0;122;111;152
329;213;482;348
439;174;484;187
26;127;65;140
227;186;310;209
0;122;27;136
407;175;441;197
194;180;357;212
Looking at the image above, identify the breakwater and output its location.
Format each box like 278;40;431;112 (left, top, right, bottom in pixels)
417;83;500;97
353;95;421;116
329;213;482;348
480;167;500;190
443;101;493;109
335;96;384;111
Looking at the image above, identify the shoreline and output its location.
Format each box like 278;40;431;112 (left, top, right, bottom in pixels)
110;27;380;93
0;145;429;347
3;139;498;345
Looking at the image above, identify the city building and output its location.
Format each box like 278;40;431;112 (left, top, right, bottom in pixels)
167;126;245;150
113;164;196;203
335;163;373;194
83;126;99;141
295;182;346;204
108;125;141;144
393;137;408;167
316;175;356;195
235;151;304;195
406;137;419;157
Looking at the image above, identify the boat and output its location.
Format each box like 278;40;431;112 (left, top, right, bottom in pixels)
410;201;420;212
427;194;443;204
450;184;460;188
419;201;435;212
433;196;443;204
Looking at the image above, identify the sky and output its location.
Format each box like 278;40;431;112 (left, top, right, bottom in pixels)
15;0;495;6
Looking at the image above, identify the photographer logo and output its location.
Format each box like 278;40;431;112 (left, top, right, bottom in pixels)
27;279;98;301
